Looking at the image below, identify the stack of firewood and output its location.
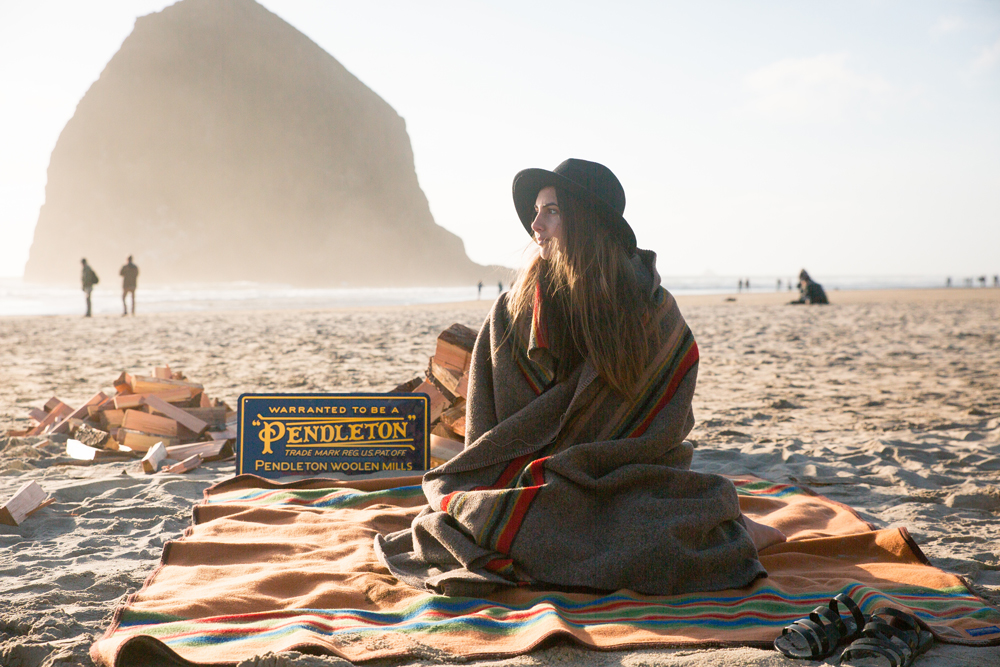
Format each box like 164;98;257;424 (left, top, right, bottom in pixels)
393;323;477;466
8;365;236;474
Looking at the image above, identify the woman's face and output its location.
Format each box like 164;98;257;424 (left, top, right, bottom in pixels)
531;186;564;261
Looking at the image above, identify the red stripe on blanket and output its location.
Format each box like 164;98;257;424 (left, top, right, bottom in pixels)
517;364;545;396
628;340;699;438
440;491;461;512
489;450;540;490
494;457;548;554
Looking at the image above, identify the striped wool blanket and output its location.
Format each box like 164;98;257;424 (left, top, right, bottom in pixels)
379;265;763;597
91;474;1000;666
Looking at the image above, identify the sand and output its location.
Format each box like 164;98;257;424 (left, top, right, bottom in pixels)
1;288;998;667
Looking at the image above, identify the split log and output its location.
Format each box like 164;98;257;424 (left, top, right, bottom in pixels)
0;481;54;526
433;323;477;374
120;429;179;452
43;397;65;412
141;395;209;435
126;373;203;396
390;376;424;394
440;404;467;438
413;380;448;423
121;409;178;437
206;427;237;442
153;365;173;379
66;439;132;461
50;391;109;434
428;360;463;397
454;372;469;399
28;408;47;423
429;434;464;468
112;371;132;395
28;401;73;436
98;409;126;429
164;453;203;474
70;423;114;449
141;442;168;473
174;406;226;429
166;439;232;462
113;387;193;409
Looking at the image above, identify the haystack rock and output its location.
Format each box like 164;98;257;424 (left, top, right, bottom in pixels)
25;0;500;286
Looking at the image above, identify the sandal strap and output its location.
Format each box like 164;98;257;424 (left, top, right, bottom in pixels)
831;593;866;639
866;620;917;660
796;617;831;653
810;606;846;644
778;623;823;658
840;637;904;667
873;607;921;636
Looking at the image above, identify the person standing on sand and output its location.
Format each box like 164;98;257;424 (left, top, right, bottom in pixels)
377;158;783;597
80;258;99;317
120;255;139;316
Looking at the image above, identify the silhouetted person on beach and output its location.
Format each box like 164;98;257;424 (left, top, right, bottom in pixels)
946;277;952;288
745;278;750;291
81;258;99;317
979;276;987;288
738;279;743;293
776;278;782;291
477;281;483;299
789;269;828;305
994;275;999;288
498;280;503;294
120;255;139;315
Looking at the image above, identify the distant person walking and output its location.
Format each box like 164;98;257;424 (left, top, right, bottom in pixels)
789;269;828;305
477;280;483;299
994;275;999;288
776;278;782;291
120;255;139;316
81;258;99;317
498;280;503;295
738;278;743;293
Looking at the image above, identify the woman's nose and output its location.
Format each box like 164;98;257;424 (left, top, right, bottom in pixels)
531;213;545;234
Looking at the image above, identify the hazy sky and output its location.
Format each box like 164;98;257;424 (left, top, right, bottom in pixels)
1;0;998;280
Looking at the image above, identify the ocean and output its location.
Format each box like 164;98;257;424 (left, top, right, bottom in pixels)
0;275;959;317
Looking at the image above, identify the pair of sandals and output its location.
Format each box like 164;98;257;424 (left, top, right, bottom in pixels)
774;593;934;666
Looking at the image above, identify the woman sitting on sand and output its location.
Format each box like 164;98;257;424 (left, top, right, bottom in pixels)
376;159;784;596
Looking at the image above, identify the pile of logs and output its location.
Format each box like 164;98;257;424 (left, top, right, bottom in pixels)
8;365;236;475
393;323;476;467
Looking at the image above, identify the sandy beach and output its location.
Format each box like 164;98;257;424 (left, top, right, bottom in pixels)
1;287;998;667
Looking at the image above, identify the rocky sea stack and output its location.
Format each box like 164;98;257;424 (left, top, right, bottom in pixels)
25;0;497;286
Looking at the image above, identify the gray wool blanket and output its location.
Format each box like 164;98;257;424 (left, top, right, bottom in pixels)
376;252;765;596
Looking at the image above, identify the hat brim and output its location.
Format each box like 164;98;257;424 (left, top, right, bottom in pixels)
512;168;636;252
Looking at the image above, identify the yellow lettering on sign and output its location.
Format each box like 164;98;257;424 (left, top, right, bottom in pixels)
258;420;285;455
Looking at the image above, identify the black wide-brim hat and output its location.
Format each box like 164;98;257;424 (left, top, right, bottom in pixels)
512;158;636;252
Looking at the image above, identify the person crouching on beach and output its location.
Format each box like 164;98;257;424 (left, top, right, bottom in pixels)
790;269;829;305
376;159;784;597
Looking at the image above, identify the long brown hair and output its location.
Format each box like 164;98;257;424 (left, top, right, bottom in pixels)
506;186;656;396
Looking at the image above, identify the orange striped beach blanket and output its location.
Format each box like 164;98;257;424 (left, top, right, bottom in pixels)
91;473;1000;666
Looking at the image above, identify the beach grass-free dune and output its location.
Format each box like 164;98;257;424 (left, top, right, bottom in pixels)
1;288;998;667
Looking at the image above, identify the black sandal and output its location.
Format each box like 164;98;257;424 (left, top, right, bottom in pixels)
840;607;934;667
774;593;866;659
